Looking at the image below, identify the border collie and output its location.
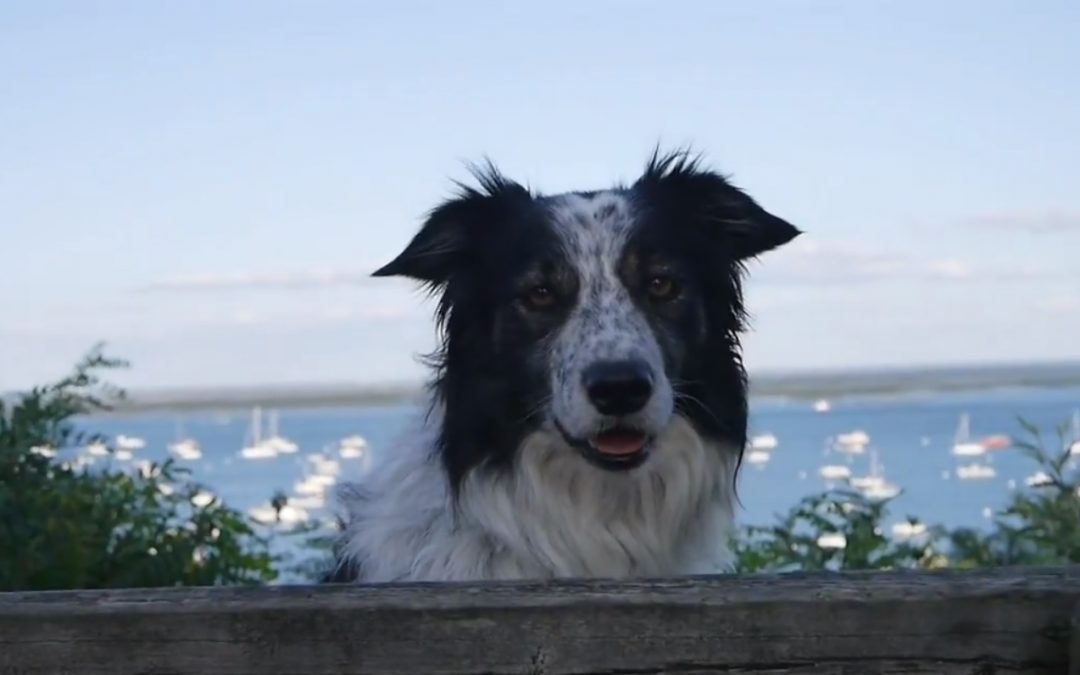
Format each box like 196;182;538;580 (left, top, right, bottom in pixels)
329;149;799;583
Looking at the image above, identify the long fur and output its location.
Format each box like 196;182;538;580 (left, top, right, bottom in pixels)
328;149;799;583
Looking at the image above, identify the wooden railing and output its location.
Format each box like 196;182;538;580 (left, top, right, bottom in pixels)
2;566;1079;674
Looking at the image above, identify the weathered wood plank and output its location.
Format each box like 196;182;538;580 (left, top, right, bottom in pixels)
1070;599;1080;675
1;566;1077;674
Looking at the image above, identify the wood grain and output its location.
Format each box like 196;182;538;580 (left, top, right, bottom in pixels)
1;566;1078;674
1070;599;1080;675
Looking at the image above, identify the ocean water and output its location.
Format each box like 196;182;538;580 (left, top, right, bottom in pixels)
74;386;1080;544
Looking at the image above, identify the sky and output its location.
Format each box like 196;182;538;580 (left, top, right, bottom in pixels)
2;1;1078;391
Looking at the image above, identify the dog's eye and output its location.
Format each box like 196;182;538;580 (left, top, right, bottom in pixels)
646;275;679;301
521;285;556;311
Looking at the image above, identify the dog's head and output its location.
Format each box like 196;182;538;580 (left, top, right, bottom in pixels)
374;150;799;489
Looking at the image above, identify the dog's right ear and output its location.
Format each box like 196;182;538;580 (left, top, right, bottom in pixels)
372;162;529;285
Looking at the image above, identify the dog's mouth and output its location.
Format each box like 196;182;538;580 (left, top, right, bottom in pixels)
555;420;651;471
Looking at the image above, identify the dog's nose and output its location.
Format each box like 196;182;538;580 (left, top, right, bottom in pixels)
582;360;654;416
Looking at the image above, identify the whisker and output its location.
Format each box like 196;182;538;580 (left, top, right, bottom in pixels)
516;393;554;426
673;390;728;433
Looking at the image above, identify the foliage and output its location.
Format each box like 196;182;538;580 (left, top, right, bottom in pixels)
946;418;1080;568
6;344;1077;587
279;413;1078;582
257;489;340;583
735;487;944;573
735;415;1080;573
0;345;277;591
276;516;340;582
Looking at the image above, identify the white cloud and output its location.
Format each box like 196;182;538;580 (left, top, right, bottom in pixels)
179;295;429;329
961;211;1080;234
755;239;909;285
322;306;355;321
927;258;973;280
226;310;259;326
139;267;383;293
929;260;1051;283
757;237;1050;286
3;285;432;345
1036;294;1080;313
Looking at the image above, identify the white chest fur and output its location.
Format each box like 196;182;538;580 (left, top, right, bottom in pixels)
336;411;737;582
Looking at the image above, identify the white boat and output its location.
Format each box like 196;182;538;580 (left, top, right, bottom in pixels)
241;444;277;460
340;445;366;459
191;491;215;508
287;495;326;510
114;449;134;461
307;453;341;477
339;434;369;459
247;505;278;524
837;430;869;446
749;433;778;451
86;441;109;457
956;463;996;480
1069;409;1080;456
745;449;771;466
1025;471;1053;488
169;438;203;461
819;464;851;481
849;474;885;491
340;434;367;448
247;502;309;526
850;449;901;500
275;504;309;525
834;430;869;454
294;476;330;496
168;419;203;460
951;413;987;457
65;456;96;471
115;434;146;451
953;443;987;457
240;442;276;457
862;481;901;500
816;532;847;550
263;410;299;454
29;445;57;458
240;407;278;460
813;398;831;413
891;521;928;541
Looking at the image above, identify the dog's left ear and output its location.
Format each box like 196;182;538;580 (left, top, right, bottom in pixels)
711;185;802;261
635;150;801;261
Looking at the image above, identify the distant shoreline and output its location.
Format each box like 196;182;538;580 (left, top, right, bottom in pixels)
88;361;1080;415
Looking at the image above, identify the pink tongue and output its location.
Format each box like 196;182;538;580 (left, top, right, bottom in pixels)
592;430;647;456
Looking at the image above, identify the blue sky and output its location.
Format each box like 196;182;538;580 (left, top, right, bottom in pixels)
2;1;1078;390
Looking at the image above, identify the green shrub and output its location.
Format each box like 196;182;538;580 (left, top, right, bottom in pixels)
735;415;1080;573
735;487;943;573
8;344;1076;587
946;418;1080;568
284;414;1078;581
0;345;276;591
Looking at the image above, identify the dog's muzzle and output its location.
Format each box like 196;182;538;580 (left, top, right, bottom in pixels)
554;358;658;471
581;359;654;417
555;418;653;471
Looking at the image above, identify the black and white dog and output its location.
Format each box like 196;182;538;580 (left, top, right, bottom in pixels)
330;150;799;582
